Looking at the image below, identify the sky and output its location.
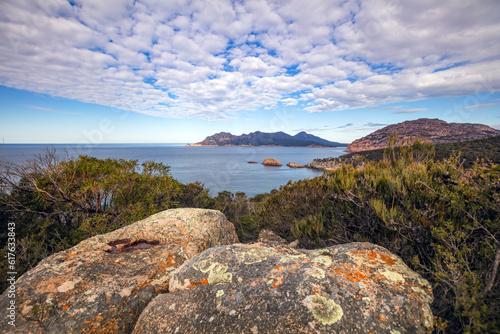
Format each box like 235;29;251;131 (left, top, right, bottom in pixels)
0;0;499;144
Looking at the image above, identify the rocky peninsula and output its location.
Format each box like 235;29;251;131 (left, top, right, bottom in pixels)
346;118;500;152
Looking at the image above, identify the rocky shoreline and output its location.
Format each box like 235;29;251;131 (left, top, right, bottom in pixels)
306;154;364;171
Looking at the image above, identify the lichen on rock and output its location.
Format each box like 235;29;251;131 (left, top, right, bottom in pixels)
303;295;344;325
133;242;434;334
0;208;238;334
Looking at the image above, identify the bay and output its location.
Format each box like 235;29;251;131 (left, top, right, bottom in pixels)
0;144;347;197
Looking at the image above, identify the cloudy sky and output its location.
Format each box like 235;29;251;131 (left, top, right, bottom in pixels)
0;0;499;144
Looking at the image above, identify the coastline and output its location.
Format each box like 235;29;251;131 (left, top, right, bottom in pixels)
191;144;346;148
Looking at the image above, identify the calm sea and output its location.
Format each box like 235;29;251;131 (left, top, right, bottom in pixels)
0;144;347;197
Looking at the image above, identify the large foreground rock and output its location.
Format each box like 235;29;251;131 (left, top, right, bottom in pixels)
134;242;433;334
0;208;238;333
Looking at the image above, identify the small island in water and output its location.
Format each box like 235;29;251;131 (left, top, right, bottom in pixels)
192;131;347;147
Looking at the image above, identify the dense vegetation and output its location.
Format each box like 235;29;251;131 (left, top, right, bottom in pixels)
334;135;500;168
1;138;499;333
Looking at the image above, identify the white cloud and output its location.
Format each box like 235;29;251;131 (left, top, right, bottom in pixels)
0;0;499;120
463;103;500;110
392;108;428;114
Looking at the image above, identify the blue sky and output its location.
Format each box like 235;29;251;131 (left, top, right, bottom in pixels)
0;0;499;144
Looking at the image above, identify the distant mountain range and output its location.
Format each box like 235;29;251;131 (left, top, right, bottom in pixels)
346;118;500;152
193;131;347;147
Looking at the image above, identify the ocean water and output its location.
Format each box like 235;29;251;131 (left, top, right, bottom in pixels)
0;144;347;197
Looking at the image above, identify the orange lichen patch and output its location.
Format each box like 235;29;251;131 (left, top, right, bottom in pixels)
330;267;370;285
106;297;111;301
61;303;71;310
34;275;70;294
184;279;210;290
379;314;387;322
274;265;280;270
379;253;395;265
272;279;282;289
355;271;367;279
352;249;396;267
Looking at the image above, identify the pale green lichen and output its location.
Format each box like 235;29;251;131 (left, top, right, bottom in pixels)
390;330;402;334
296;285;308;297
237;277;243;283
232;247;277;264
303;295;343;325
151;275;170;286
208;265;232;284
412;286;433;304
422;303;434;329
307;267;326;279
362;297;370;303
193;259;215;273
312;255;333;267
216;290;224;298
379;269;405;283
417;277;432;289
277;253;304;262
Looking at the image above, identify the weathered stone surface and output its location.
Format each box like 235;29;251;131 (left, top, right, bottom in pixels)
0;208;238;334
257;229;288;245
133;242;433;334
262;158;282;166
287;162;305;168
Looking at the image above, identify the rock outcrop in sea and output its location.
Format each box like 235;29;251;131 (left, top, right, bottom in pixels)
262;158;282;166
287;162;305;168
346;118;500;152
1;209;434;333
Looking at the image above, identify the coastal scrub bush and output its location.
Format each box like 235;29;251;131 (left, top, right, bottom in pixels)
214;190;259;241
